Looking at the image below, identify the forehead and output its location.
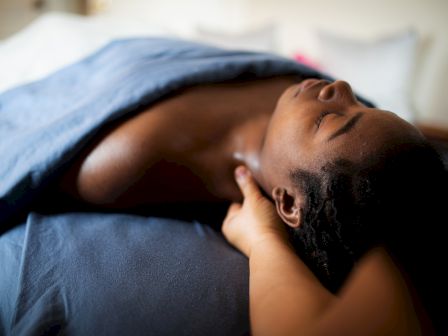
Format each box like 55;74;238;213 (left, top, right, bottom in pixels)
317;109;420;165
262;99;422;185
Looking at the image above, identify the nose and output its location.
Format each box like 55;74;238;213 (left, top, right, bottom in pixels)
318;80;356;103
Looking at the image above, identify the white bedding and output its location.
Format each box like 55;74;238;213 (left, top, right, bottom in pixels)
0;12;174;93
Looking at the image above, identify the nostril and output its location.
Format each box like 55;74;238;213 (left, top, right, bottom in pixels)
318;85;335;101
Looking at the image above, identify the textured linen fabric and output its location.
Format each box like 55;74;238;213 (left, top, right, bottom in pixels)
0;213;249;336
0;37;373;335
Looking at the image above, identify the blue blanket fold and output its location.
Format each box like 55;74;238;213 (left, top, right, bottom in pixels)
0;37;333;227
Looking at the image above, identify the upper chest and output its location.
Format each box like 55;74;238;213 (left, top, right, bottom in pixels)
68;76;298;204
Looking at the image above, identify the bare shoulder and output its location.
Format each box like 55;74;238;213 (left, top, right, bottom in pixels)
58;104;173;205
313;247;433;336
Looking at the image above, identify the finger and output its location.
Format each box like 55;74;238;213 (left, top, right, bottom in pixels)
234;166;263;200
227;202;241;215
223;202;241;222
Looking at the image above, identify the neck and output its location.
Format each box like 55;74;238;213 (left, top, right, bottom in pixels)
229;114;271;192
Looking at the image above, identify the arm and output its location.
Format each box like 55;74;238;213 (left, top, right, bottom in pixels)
222;166;423;336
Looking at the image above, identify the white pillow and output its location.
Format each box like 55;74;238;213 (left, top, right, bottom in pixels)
193;24;278;53
315;30;418;122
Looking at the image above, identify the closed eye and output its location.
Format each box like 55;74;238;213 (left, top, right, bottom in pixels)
315;111;331;128
315;111;342;128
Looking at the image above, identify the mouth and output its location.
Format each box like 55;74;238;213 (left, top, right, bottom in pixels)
294;79;329;97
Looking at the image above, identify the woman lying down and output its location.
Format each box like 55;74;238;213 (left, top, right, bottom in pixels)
2;37;447;335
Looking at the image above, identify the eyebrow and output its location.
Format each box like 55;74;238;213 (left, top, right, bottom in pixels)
328;112;364;141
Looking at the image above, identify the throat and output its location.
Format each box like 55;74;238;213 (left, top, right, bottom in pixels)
228;114;269;175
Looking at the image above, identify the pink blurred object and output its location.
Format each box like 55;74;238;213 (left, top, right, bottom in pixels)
293;53;321;70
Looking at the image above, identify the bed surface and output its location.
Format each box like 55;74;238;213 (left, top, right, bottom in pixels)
0;213;249;335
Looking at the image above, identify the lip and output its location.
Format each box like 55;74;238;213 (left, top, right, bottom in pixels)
294;79;329;97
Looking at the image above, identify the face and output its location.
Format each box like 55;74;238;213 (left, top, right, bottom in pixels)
258;79;423;195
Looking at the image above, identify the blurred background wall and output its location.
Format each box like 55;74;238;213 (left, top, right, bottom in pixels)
0;0;447;127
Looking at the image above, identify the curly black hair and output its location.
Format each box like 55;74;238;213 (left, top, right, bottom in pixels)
289;140;447;333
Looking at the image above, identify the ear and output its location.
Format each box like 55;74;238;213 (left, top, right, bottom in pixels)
272;187;303;228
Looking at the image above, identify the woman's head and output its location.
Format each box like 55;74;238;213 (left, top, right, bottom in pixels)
257;79;447;295
258;79;425;228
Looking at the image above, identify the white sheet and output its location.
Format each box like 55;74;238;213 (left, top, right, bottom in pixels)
0;12;174;93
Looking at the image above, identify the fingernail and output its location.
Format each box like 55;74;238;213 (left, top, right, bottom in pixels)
235;166;247;183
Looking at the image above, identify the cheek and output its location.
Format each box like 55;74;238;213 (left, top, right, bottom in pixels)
261;125;304;178
263;101;327;174
259;131;288;186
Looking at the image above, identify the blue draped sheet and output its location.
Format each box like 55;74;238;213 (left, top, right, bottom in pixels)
0;37;372;335
0;213;249;335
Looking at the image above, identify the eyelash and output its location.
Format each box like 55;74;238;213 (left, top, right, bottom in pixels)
315;111;344;128
315;111;332;128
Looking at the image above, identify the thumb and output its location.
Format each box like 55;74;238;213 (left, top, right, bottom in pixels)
235;166;262;200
